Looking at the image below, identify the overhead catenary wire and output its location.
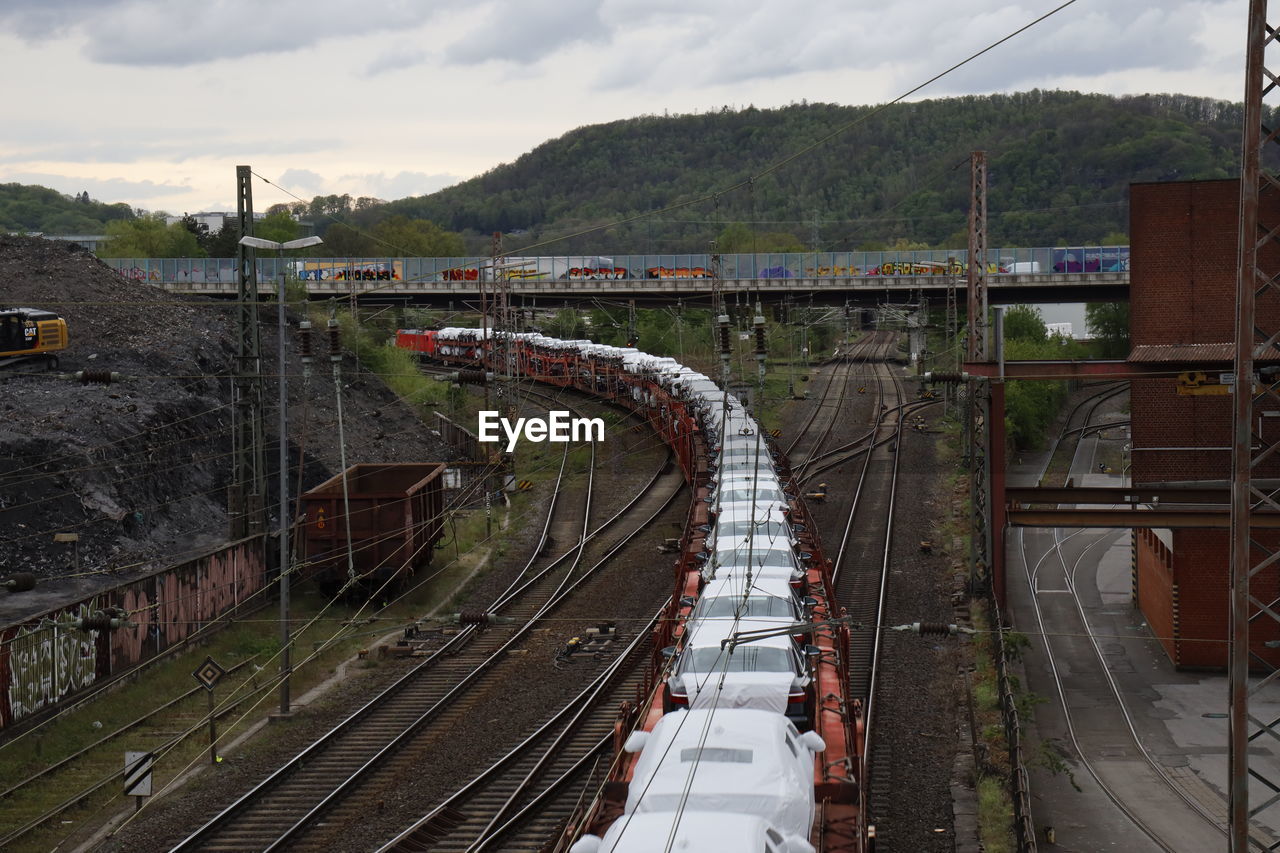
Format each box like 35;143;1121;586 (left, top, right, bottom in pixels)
108;369;638;836
0;371;672;775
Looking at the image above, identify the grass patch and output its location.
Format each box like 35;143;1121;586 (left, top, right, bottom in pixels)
328;309;448;411
0;511;524;853
977;775;1015;853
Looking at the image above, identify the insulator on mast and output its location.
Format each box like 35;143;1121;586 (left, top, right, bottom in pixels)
327;316;342;364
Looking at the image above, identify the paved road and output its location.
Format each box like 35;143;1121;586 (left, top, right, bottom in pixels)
1007;427;1280;851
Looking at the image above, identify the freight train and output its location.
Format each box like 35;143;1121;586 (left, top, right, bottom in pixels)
395;327;867;852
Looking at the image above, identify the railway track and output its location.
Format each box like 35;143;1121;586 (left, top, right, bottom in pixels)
168;386;682;852
0;660;267;850
796;396;938;485
1015;385;1275;851
784;330;896;471
375;610;661;853
819;356;907;836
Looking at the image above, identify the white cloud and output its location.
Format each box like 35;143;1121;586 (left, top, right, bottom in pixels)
336;170;462;198
277;169;327;194
443;0;610;66
0;0;450;66
0;0;1253;214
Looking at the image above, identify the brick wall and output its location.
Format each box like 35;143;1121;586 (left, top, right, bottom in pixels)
1130;179;1280;484
1129;179;1280;670
1171;529;1280;669
1135;528;1177;664
1130;179;1280;346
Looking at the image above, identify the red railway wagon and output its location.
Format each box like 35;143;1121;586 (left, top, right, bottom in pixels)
299;463;446;596
395;329;437;356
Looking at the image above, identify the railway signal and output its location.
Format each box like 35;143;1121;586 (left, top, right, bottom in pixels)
192;656;227;764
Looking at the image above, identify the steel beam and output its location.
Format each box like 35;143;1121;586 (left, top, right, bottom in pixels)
1007;486;1231;504
960;359;1235;379
1008;508;1280;528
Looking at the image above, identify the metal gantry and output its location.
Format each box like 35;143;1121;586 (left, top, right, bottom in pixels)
229;165;266;539
1232;2;1280;848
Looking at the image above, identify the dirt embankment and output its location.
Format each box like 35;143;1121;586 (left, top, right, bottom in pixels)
0;236;456;616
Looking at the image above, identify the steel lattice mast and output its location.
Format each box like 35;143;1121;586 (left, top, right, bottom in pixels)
230;165;266;539
1232;3;1280;848
967;151;992;594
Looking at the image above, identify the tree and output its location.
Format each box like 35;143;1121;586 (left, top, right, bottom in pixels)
254;210;301;244
319;222;377;256
179;213;211;254
369;216;466;257
1085;302;1130;357
716;222;806;254
1003;305;1047;342
546;307;585;338
307;194;354;235
96;214;202;258
205;220;241;257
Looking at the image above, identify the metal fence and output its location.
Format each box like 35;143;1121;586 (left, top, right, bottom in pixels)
988;587;1039;851
102;246;1129;286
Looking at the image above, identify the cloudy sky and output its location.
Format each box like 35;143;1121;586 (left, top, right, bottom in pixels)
0;0;1249;215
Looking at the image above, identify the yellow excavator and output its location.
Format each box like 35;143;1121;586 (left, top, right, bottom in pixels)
1;307;68;369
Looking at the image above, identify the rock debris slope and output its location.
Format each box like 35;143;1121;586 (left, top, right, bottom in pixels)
0;236;454;617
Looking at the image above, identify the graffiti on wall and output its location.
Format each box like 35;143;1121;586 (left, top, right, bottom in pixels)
0;538;266;731
110;584;155;665
566;266;628;280
5;603;100;722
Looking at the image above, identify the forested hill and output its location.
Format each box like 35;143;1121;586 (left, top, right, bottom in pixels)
0;184;135;235
383;90;1253;253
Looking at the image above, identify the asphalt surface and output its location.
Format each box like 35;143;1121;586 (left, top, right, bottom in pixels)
1009;426;1280;851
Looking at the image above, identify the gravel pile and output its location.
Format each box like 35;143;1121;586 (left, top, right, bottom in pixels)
0;235;457;620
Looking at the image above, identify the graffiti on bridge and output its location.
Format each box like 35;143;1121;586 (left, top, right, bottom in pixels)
567;267;628;280
646;266;710;279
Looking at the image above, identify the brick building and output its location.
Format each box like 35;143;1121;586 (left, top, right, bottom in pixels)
1130;178;1280;669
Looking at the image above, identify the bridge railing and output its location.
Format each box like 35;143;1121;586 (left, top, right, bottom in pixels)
101;246;1129;287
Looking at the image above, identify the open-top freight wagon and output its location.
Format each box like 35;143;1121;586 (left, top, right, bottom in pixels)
298;463;446;596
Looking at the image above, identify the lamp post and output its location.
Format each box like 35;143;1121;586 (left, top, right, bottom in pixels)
238;234;323;715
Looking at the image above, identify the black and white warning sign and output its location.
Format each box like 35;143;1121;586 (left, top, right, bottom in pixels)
123;751;153;796
192;656;226;690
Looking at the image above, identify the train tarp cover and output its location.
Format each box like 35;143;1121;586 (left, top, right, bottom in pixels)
624;709;816;834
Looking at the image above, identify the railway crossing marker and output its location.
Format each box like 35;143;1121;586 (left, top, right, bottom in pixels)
123;750;153;810
192;656;226;764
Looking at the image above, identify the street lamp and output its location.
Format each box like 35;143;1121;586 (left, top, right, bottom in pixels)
238;233;322;715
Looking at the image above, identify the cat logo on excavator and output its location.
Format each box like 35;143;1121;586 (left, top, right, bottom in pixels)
1;307;68;369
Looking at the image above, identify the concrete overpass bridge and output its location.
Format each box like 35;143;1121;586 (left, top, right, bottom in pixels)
104;246;1130;305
